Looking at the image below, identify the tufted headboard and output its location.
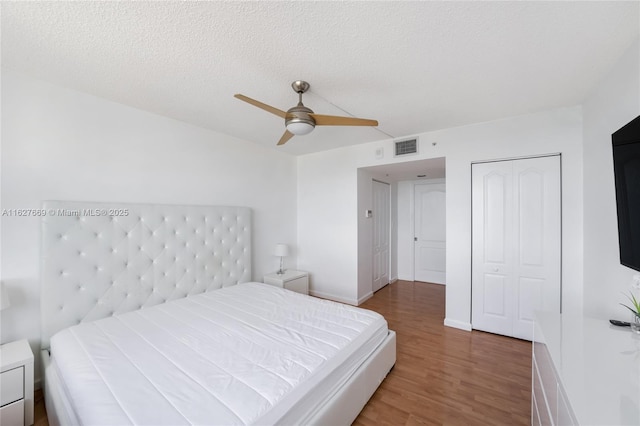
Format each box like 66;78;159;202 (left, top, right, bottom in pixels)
41;201;252;348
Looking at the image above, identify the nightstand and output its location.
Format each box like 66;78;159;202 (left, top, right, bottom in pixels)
264;270;309;295
0;340;34;426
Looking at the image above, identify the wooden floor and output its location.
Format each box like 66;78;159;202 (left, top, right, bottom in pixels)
34;280;531;425
354;280;532;425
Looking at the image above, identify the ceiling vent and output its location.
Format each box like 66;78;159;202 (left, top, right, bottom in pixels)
394;138;418;156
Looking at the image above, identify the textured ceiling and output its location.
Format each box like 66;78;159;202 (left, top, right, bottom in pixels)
2;1;638;156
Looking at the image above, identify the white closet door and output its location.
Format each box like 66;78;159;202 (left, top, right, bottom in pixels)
472;161;514;337
472;156;560;341
511;157;561;340
372;180;390;292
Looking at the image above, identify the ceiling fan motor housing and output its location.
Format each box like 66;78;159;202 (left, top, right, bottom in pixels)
286;104;315;134
285;81;315;135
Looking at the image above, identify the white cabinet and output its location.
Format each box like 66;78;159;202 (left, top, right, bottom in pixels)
472;156;561;340
264;270;309;295
534;312;640;425
0;340;34;426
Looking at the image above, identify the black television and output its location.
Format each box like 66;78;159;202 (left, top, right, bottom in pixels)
612;114;640;272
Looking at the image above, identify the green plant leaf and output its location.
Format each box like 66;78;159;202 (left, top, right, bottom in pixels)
633;293;640;311
621;303;640;316
626;293;640;312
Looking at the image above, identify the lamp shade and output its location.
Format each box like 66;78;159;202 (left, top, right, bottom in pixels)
0;282;10;311
286;121;314;135
274;244;289;257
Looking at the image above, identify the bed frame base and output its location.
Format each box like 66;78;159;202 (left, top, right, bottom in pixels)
307;330;396;425
41;349;78;426
42;331;396;425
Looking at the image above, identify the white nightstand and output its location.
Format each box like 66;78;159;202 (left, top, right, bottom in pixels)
0;340;34;426
264;270;309;295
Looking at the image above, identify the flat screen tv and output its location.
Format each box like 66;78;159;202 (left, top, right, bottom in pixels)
612;114;640;272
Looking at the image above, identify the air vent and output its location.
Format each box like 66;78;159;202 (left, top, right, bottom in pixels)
394;138;418;156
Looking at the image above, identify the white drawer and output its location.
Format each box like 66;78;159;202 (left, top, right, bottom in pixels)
0;398;24;426
285;276;308;295
532;391;541;426
533;358;553;426
534;343;558;421
263;276;284;288
0;367;24;406
557;383;578;426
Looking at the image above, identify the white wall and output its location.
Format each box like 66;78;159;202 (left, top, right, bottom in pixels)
357;169;375;303
583;39;640;319
0;72;297;381
396;180;414;281
297;147;360;304
298;106;584;330
389;181;398;282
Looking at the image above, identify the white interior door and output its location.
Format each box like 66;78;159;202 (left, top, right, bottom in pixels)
472;156;561;341
372;180;390;292
414;183;446;284
511;157;561;339
471;162;514;336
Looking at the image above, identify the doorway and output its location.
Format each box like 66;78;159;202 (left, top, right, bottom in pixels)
357;157;446;302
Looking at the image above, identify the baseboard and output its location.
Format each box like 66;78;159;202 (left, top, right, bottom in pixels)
357;292;373;305
390;277;398;284
34;376;42;390
444;318;472;331
309;290;358;306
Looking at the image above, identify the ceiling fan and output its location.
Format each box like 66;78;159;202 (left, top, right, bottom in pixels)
234;81;379;146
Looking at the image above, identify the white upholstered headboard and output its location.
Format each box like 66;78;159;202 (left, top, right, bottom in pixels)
41;201;252;348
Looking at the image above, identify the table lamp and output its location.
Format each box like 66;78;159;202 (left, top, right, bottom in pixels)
274;244;289;275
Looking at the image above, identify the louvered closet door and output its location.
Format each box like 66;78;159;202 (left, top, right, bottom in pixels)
472;156;561;341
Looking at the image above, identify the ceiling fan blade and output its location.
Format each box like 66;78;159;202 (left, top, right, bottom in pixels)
234;94;287;118
277;130;295;146
310;114;378;127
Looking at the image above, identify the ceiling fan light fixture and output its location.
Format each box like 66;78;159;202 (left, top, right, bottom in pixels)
234;80;378;145
286;121;315;135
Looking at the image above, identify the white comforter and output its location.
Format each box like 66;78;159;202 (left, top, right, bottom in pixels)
50;282;388;425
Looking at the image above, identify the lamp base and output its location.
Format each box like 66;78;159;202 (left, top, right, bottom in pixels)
277;256;285;275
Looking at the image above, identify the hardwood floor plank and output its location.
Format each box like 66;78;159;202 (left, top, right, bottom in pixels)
34;389;48;426
353;280;531;426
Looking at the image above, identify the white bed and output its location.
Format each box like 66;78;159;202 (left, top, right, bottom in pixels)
40;201;395;425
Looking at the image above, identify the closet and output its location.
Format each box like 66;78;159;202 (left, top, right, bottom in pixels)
471;155;561;341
